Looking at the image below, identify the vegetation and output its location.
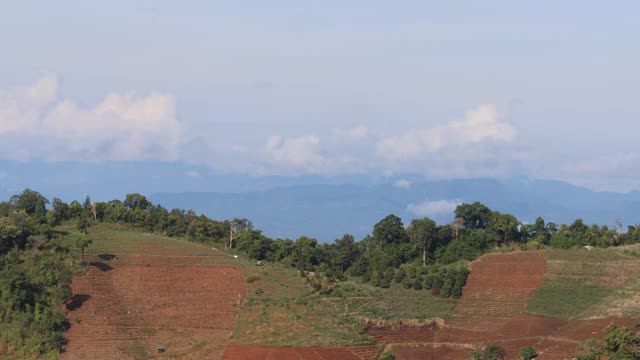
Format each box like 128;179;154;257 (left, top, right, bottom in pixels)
574;323;640;359
527;248;640;318
0;189;83;358
5;187;640;355
470;344;506;360
380;350;395;360
520;346;538;360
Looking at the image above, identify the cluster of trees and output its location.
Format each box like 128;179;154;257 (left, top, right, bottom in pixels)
42;193;640;297
0;190;78;357
574;323;640;359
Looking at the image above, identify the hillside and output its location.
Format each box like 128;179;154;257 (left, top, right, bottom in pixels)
60;225;247;360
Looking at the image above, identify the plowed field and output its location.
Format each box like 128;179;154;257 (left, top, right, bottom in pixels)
370;251;640;360
60;226;247;360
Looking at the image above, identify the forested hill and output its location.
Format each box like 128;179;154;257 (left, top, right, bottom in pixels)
150;178;640;241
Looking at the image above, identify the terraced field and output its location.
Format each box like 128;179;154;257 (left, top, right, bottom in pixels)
61;226;247;360
370;251;640;359
447;251;548;332
223;343;380;360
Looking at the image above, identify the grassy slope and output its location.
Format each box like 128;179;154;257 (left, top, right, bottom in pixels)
527;247;640;319
233;264;455;346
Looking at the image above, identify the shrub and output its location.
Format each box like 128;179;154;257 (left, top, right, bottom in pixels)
402;278;413;289
245;273;258;283
413;277;423;290
520;346;537;360
527;240;543;251
471;345;506;360
395;267;406;283
485;345;506;360
440;278;453;298
380;351;395;360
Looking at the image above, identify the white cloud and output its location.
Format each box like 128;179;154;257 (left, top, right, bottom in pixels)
265;135;323;168
376;104;515;160
0;75;57;134
407;199;461;217
185;170;201;177
0;75;183;161
394;179;411;189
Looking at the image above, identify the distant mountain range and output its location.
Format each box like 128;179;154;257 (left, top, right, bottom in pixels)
150;178;640;242
1;160;638;242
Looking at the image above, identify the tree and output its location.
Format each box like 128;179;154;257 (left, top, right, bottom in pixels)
407;218;436;267
520;346;537;360
488;212;520;244
10;188;49;222
50;198;70;225
334;234;359;273
83;195;92;210
450;218;464;241
228;218;252;249
78;213;91;234
455;202;491;230
0;217;21;253
76;235;93;264
123;193;150;211
373;214;408;248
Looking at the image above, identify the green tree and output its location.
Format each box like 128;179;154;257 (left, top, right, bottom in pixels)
76;235;93;264
407;217;436;267
334;234;359;274
10;188;49;223
78;213;91;234
124;193;151;211
373;214;408;248
455;202;491;230
488;212;520;244
0;217;21;253
520;346;537;360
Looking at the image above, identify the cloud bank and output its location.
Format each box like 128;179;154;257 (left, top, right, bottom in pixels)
0;75;182;161
0;75;521;181
407;199;461;217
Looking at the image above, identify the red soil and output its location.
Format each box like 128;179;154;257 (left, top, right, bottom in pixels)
61;253;246;360
446;252;548;332
222;343;380;360
368;252;640;359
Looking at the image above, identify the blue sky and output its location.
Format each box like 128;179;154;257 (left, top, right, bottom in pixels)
1;1;639;193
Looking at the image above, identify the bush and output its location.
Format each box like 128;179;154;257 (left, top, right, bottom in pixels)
440;278;453;298
245;273;258;283
471;345;506;360
413;277;423;290
525;240;543;251
520;346;537;360
395;267;406;283
380;351;395;360
402;278;413;289
485;345;506;360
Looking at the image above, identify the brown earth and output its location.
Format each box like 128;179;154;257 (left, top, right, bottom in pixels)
222;343;380;360
61;253;246;360
368;251;639;359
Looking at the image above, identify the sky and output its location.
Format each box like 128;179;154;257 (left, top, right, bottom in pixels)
1;1;640;192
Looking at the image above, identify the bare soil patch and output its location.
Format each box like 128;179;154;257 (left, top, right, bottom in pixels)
222;343;380;359
61;253;246;360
